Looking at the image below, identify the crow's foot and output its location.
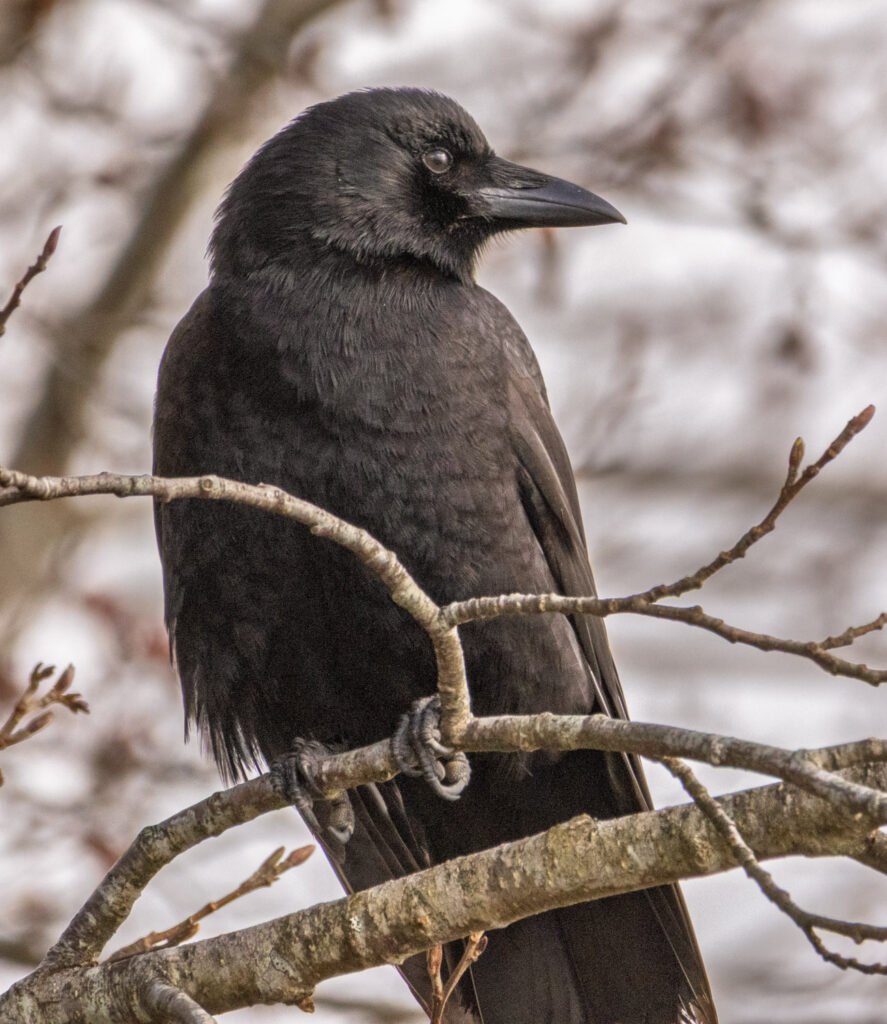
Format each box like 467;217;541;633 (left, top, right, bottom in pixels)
272;739;355;845
391;696;470;801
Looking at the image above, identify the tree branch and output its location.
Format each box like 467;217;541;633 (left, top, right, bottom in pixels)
0;226;61;336
0;663;88;784
107;845;314;963
10;0;345;478
4;763;883;1023
33;709;887;977
662;756;887;975
640;405;876;603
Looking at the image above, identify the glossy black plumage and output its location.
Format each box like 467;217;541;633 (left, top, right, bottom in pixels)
153;87;716;1024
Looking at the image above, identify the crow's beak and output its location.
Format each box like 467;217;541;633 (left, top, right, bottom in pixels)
473;158;626;229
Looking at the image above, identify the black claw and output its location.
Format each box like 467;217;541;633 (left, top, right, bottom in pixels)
392;711;425;778
271;750;322;834
271;739;355;845
391;696;471;801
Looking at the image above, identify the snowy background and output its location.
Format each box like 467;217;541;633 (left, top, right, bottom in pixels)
2;1;887;1021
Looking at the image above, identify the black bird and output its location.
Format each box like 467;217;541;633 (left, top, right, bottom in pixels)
154;87;716;1024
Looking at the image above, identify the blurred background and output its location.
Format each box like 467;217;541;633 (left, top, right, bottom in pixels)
1;1;886;1021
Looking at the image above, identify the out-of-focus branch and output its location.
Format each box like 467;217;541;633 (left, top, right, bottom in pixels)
0;227;60;337
4;762;882;1023
0;663;87;784
0;0;59;66
0;0;347;635
12;0;342;478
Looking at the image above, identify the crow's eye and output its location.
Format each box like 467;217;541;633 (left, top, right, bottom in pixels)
422;148;453;174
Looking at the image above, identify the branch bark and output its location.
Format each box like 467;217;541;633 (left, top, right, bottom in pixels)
3;763;881;1023
32;713;887;977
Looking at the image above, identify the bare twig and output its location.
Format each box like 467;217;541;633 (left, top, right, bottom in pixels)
426;944;443;1021
0;663;87;783
0;227;61;337
431;932;487;1024
444;588;887;685
821;612;887;650
640;405;876;602
443;409;887;686
662;756;887;976
108;845;314;963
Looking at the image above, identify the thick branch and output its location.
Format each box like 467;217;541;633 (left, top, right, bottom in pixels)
39;711;887;972
4;764;882;1023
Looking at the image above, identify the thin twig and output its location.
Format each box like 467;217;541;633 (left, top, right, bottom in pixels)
662;756;887;975
638;405;876;602
426;945;444;1021
0;663;88;783
443;589;887;685
107;845;314;962
433;932;487;1023
821;612;887;650
0;227;61;337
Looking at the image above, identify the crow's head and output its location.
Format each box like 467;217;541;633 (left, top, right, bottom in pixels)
211;87;624;282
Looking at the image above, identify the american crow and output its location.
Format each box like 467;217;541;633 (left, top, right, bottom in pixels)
154;87;716;1024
